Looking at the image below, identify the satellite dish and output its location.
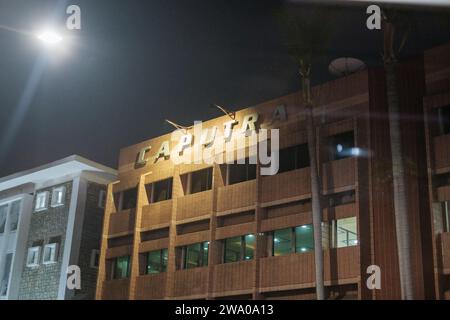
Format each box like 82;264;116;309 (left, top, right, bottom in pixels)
328;57;366;77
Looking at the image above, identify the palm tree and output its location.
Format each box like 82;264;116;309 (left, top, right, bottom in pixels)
276;7;335;300
381;7;419;299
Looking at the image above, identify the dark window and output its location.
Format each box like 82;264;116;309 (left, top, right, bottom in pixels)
183;242;209;269
190;168;213;194
272;224;314;256
146;249;168;274
438;106;450;135
278;144;309;174
0;205;7;234
329;131;355;161
228;159;256;185
122;188;137;210
112;256;131;279
443;201;450;233
150;178;173;203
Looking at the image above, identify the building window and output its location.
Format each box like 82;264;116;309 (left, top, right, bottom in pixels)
278;144;309;174
98;190;107;209
42;237;61;265
272;224;314;256
332;217;358;248
187;168;213;194
8;201;20;232
329;131;355;161
227;159;256;185
112;256;131;279
26;247;41;267
223;234;255;263
437;106;450;136
51;186;66;207
90;250;100;268
182;242;209;269
115;188;137;211
35;191;49;212
0;253;13;297
0;204;7;234
146;249;168;274
148;178;173;203
442;201;449;233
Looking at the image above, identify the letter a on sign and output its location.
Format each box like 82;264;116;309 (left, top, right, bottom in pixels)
66;5;81;30
366;5;381;30
366;265;381;290
67;265;81;290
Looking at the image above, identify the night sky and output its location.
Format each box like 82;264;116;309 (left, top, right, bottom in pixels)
0;0;449;177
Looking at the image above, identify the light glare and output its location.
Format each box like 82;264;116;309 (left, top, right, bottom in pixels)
37;30;63;45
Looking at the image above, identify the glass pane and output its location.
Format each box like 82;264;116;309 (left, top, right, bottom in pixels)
114;256;130;279
295;224;314;253
185;243;201;269
0;253;13;296
244;234;255;260
336;217;358;248
273;228;292;256
161;248;168;272
190;168;212;194
122;188;137;210
9;201;20;231
0;205;7;233
147;250;162;274
224;237;242;263
202;242;209;266
330;131;355;161
153;178;173;202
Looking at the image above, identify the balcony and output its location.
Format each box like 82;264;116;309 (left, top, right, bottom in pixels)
140;200;172;230
322;157;356;193
108;209;135;236
434;134;450;173
212;260;254;295
261;168;311;205
172;267;208;298
441;232;450;274
259;246;359;291
217;180;256;213
135;273;167;299
176;190;213;222
101;279;130;300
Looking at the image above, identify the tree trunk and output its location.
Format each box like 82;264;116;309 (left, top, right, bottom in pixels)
383;20;414;300
302;71;325;300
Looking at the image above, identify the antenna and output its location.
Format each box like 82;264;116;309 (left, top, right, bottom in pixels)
212;104;236;120
328;57;366;77
165;119;192;133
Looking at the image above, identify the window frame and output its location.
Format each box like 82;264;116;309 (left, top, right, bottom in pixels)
90;249;100;269
98;190;107;209
35;191;49;212
182;241;209;269
26;246;41;267
223;234;255;263
51;186;66;207
145;248;168;274
271;224;314;256
42;243;59;265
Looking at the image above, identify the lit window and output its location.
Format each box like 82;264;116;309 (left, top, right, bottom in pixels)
90;249;100;268
35;191;49;212
334;217;358;248
113;256;130;279
0;253;13;297
146;249;168;274
0;205;7;234
295;225;314;253
9;201;20;231
98;190;107;209
26;247;41;267
43;243;59;264
51;186;66;207
182;242;209;269
273;228;293;256
223;234;255;263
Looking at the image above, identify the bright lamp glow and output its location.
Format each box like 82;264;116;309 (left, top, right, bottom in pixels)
37;30;63;45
